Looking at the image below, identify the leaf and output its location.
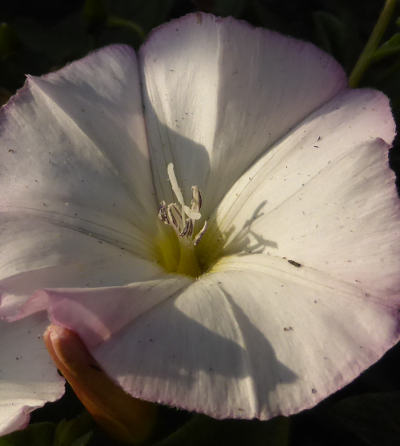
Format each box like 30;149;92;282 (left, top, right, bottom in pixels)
154;414;290;446
312;10;361;72
372;33;400;61
12;14;92;66
53;412;94;446
381;32;400;47
0;422;55;446
364;51;400;112
106;16;146;41
70;431;93;446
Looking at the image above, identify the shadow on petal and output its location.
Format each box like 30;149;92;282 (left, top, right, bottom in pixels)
93;281;297;418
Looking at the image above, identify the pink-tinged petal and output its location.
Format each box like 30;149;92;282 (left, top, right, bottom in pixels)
23;274;192;348
203;89;399;296
88;258;399;420
0;215;163;319
0;45;156;248
0;314;64;435
140;12;346;215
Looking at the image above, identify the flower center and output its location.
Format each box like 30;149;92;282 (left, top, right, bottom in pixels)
157;163;207;277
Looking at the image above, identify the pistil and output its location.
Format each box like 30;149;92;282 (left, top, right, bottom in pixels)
177;237;201;277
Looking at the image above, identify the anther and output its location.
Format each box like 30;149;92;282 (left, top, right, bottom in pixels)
191;186;202;212
194;220;208;246
167;203;182;232
158;201;169;225
160;163;208;246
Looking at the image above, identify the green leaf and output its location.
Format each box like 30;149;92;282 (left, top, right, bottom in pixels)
106;16;145;41
70;431;93;446
12;14;92;67
154;414;290;446
0;422;55;446
372;32;400;61
53;412;94;446
312;10;361;71
381;32;400;47
363;49;400;113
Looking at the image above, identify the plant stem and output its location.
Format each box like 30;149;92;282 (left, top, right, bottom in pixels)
349;0;398;87
371;43;400;62
107;16;145;40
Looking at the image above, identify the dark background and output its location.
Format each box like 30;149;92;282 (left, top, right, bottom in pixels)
0;1;400;445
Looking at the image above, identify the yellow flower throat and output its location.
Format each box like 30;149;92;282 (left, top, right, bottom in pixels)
157;163;208;277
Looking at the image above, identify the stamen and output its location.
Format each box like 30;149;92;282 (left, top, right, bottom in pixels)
180;220;192;237
161;163;207;247
187;219;194;237
194;220;208;246
158;201;169;225
167;163;185;207
167;203;182;233
191;186;202;212
183;205;201;221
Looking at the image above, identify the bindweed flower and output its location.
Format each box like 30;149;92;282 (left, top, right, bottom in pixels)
0;12;400;437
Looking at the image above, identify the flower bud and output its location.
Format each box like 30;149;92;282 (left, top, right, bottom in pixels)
44;324;157;444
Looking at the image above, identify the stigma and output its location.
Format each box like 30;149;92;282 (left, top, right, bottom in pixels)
158;163;207;246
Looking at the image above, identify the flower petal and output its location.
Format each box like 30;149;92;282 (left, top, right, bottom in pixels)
91;277;266;418
0;313;64;435
140;12;346;215
88;256;399;420
0;45;156;249
202;89;399;296
0;45;165;312
209;255;400;417
24;274;192;348
0;215;162;319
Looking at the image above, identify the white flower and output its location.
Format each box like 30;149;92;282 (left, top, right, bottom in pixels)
0;12;399;435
